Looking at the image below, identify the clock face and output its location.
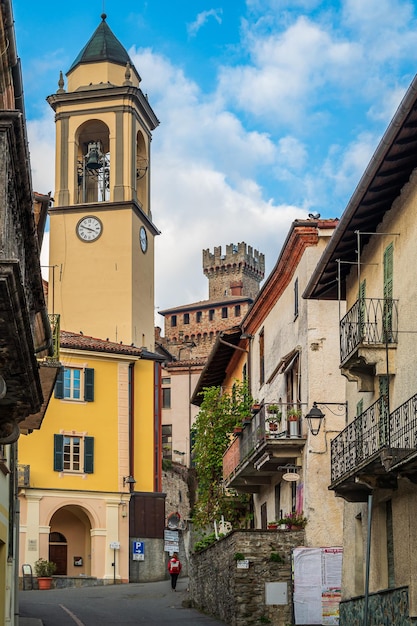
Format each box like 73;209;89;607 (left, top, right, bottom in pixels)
76;216;103;242
140;226;148;253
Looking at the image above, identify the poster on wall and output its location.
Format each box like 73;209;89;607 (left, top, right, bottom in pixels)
293;547;343;625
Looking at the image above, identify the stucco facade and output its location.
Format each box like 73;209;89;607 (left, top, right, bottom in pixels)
305;74;417;623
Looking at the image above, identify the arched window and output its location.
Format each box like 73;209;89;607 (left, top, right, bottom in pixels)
76;120;110;204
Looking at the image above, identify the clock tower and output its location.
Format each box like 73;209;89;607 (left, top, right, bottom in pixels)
47;14;159;348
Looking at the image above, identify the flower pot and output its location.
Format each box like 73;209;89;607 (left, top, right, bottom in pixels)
267;523;278;530
289;419;299;438
37;577;53;590
268;421;278;432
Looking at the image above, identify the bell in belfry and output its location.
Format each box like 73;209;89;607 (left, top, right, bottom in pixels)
85;141;103;170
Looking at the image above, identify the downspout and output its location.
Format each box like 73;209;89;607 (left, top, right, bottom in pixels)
363;494;373;626
154;361;162;492
128;363;135;491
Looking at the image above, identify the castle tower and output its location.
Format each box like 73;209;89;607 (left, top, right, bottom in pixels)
203;242;265;300
46;14;159;348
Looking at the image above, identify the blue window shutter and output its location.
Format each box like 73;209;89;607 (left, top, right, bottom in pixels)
84;437;94;473
54;368;64;399
84;368;94;402
54;434;64;471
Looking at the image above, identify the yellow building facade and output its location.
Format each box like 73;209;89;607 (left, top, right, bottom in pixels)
18;15;163;584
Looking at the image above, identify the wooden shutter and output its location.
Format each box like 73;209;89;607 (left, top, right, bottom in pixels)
84;437;94;473
54;368;64;399
383;243;394;341
54;434;64;471
84;368;94;402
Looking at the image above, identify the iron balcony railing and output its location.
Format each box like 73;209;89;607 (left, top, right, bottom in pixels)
340;298;398;363
331;392;417;484
223;405;303;482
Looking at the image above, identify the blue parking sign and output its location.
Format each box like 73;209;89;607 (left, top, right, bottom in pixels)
132;541;144;560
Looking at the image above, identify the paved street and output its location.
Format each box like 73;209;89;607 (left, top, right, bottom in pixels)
19;578;227;625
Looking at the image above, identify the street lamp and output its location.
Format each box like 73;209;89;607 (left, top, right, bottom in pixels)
305;401;347;436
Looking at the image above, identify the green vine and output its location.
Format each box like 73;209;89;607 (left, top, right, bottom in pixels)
191;381;252;529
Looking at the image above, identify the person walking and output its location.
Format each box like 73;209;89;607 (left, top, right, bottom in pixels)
168;552;182;591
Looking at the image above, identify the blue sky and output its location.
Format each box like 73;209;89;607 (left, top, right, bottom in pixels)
12;0;417;322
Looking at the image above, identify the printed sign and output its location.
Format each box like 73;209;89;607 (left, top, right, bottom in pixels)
132;541;145;561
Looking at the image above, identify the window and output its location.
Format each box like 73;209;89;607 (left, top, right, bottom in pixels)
222;307;228;319
162;425;172;460
162;377;171;409
183;313;190;324
54;434;94;473
54;367;94;402
162;387;171;409
209;309;215;321
294;277;299;319
234;305;241;317
259;329;265;385
171;315;177;328
196;311;202;323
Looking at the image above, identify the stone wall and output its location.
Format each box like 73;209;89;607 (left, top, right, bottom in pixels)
339;586;417;626
190;529;305;626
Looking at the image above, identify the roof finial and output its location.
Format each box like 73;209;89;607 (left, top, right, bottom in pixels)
101;13;107;21
57;70;65;93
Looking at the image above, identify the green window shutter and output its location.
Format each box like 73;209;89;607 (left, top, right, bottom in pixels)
383;243;394;341
383;243;394;299
54;434;64;471
84;368;94;402
54;368;64;399
84;437;94;473
356;398;363;417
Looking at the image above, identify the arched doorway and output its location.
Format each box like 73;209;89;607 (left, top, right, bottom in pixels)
49;505;92;576
49;532;67;575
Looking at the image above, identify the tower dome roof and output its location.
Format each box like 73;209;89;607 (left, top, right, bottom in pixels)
67;14;132;75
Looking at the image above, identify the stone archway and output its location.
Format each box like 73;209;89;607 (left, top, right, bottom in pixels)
49;505;92;577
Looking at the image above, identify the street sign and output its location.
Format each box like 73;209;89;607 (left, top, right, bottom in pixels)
164;529;179;553
110;541;120;550
132;540;144;561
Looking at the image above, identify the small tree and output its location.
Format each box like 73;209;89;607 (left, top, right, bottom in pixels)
192;380;252;529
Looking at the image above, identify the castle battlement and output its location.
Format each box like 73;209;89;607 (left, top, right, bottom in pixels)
202;242;265;300
203;242;265;276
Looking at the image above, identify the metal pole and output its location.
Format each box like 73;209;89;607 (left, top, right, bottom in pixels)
113;547;116;584
363;493;373;625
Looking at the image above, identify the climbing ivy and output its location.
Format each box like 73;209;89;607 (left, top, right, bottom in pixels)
191;380;253;529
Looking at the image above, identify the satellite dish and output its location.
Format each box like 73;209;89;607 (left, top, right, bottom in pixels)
167;512;181;530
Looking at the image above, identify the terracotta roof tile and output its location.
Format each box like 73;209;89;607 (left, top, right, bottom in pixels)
60;330;152;357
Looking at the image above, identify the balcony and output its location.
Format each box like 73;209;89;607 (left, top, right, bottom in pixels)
223;407;306;492
330;393;417;502
18;464;30;487
339;298;398;391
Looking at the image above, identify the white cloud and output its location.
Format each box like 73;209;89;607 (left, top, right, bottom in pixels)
187;9;223;38
218;16;362;125
27;107;55;195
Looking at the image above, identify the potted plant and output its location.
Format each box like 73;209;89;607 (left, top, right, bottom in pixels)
287;408;301;438
251;403;261;414
267;403;281;415
34;557;56;590
267;521;279;530
280;511;307;531
287;408;301;420
266;406;282;432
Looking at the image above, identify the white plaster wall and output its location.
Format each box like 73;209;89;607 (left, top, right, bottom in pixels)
251;231;345;547
161;366;201;467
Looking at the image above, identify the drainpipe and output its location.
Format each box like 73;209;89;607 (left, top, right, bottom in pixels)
363;494;373;625
128;363;135;490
